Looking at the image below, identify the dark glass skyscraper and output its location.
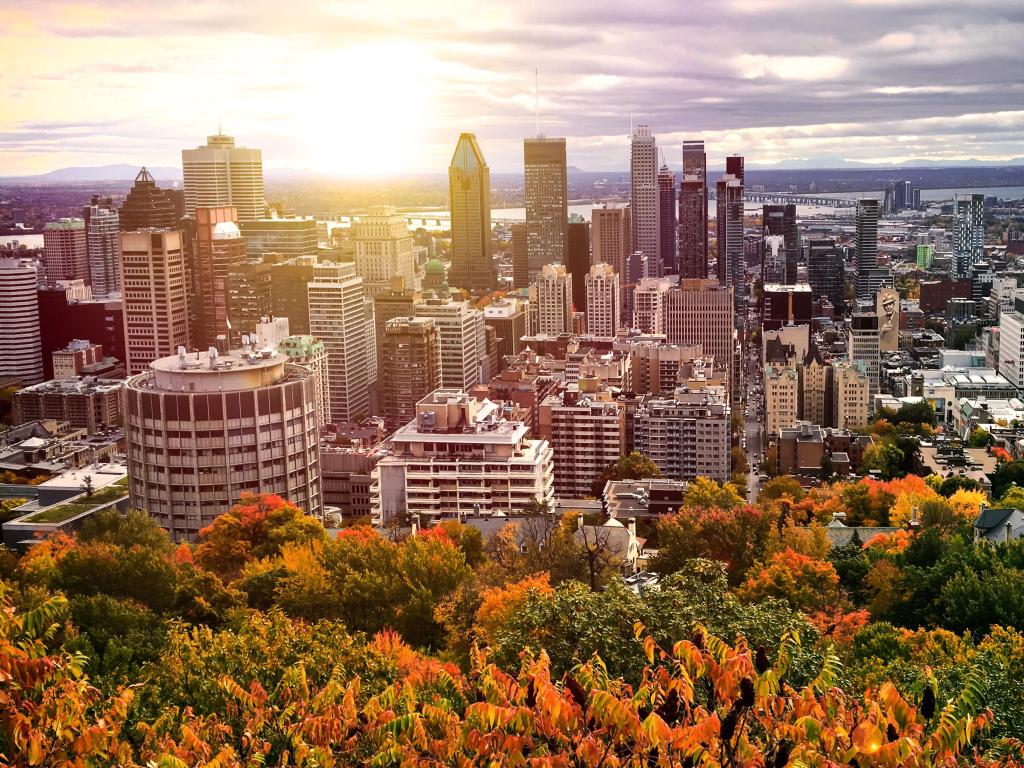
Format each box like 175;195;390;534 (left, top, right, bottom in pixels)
855;198;879;299
657;164;676;275
524;136;568;280
725;155;745;185
566;220;590;313
119;167;178;231
678;140;707;279
762;204;798;285
807;238;844;314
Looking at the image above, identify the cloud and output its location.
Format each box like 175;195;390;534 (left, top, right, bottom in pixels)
0;0;1021;173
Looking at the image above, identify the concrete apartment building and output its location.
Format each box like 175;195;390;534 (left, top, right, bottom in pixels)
538;384;625;498
124;346;322;541
633;388;730;482
13;378;123;434
535;263;573;335
43;218;88;285
585;262;620;338
372;390;555;522
765;364;799;437
351;206;417;296
379;317;441;432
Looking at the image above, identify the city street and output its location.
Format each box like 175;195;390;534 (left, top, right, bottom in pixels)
743;336;764;504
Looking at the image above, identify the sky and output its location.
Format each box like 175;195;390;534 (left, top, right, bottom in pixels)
1;0;1023;176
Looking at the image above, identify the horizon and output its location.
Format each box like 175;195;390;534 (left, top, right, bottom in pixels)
3;1;1023;176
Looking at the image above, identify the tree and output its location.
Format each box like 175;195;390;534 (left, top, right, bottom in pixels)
990;460;1024;500
681;476;744;511
758;476;806;505
862;440;905;479
738;548;841;612
80;474;94;498
653;504;778;585
967;427;993;448
589;451;661;496
194;493;327;582
939;475;984;497
79;508;171;552
895;399;936;426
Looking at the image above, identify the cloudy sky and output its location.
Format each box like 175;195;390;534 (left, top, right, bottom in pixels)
2;0;1023;175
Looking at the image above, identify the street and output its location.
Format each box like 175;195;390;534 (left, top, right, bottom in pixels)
742;330;764;505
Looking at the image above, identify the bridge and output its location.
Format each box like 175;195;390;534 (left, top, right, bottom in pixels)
709;190;856;207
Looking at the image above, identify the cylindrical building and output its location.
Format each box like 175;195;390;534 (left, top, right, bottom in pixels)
124;346;322;540
0;258;43;384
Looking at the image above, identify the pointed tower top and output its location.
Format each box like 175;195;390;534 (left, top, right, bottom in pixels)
135;167;155;184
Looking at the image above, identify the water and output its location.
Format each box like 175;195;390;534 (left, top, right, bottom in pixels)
816;186;1024;203
0;233;43;248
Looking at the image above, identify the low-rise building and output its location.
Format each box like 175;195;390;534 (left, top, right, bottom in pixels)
777;421;826;477
602;478;688;520
13;378;123;434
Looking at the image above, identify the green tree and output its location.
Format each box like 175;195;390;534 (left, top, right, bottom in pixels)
894;400;936;426
589;451;661;496
862;440;905;479
758;475;806;505
939;475;984;497
991;461;1024;500
967;427;992;448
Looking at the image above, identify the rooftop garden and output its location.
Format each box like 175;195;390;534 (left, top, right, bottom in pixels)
21;477;130;524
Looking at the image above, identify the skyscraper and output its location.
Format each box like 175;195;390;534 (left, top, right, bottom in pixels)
585;263;620;338
855;198;879;299
657;163;677;275
535;263;573;335
193;206;247;348
565;219;591;313
350;206;416;296
448;133;496;291
83;203;121;298
181;132;265;222
524;137;568;279
119;168;178;231
510;223;529;290
807;238;844;314
725;155;745;185
678;140;708;279
119;230;190;374
953;193;985;278
239;217;319;259
664;279;734;387
43;218;88;285
414;294;486;391
591;205;631;277
630;125;658;277
308;262;374;424
0;258;43;385
762;204;798;285
716;175;743;292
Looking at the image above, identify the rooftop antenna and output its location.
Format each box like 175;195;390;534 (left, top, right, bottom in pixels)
534;67;540;137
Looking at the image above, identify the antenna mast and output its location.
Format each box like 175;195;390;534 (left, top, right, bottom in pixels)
534;67;540;137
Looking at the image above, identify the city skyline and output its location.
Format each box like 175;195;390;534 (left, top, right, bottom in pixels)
3;1;1024;176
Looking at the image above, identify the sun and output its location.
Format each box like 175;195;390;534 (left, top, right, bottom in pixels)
299;44;434;177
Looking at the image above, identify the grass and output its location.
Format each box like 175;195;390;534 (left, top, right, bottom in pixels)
22;479;129;524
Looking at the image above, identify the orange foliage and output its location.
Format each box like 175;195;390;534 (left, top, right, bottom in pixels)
738;548;840;611
474;573;554;645
863;529;912;555
809;607;871;646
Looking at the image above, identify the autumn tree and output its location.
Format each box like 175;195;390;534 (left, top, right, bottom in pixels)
738;547;841;612
681;476;744;511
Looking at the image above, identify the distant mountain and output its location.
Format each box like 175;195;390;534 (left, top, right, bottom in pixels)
0;164;183;183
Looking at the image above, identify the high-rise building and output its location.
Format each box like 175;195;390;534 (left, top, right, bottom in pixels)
181;132;265;222
539;386;625;497
379;317;441;431
630;125;658;276
634;388;730;482
715;175;743;292
657;164;677;275
83;204;121;298
762;204;798;285
37;283;125;380
269;257;317;335
13;377;122;434
725;155;745;185
124;347;322;541
483;298;527;359
119;167;179;231
855;198;879;299
999;308;1024;390
535;263;573;335
350;206;416;296
226;260;273;340
848;312;881;398
632;276;674;334
761;235;786;285
414;294;486;391
0;258;43;384
239;217;318;259
591;205;632;278
510;223;529;290
585;263;620;338
119;230;190;375
372;277;422;372
308;262;374;425
678;140;708;279
524;136;568;279
765;364;799;437
762;283;813;332
664;280;734;392
566;220;590;313
953;193;985;278
833;361;870;430
276;334;331;429
876;287;901;353
43;218;88;285
371;390;554;521
807;238;844;314
193;206;247;348
448;133;496;291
